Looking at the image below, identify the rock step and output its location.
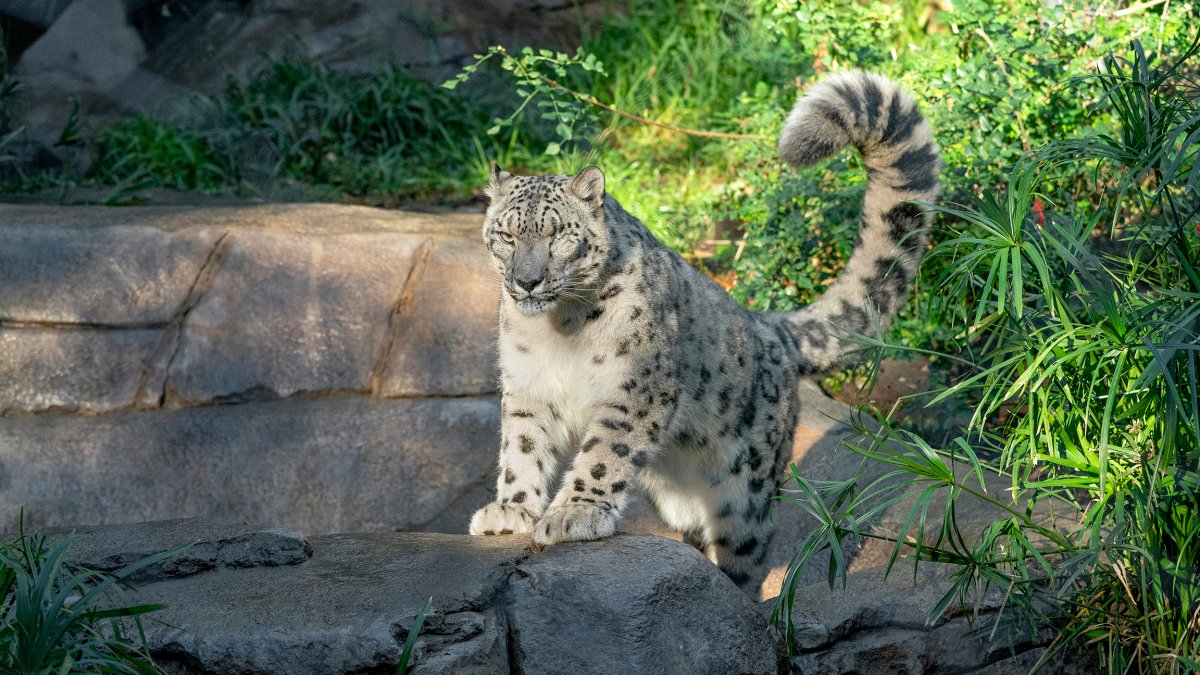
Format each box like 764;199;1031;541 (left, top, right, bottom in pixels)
0;395;500;535
0;203;499;414
87;523;783;674
11;519;1076;674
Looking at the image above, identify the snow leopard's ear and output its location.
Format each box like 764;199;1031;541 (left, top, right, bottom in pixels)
486;163;513;201
568;166;605;208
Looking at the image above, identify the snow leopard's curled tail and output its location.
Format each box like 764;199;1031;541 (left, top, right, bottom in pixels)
778;70;941;373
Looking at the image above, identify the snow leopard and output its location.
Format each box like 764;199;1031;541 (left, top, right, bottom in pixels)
468;70;941;596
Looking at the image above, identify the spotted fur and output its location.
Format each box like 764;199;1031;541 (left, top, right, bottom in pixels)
469;71;941;597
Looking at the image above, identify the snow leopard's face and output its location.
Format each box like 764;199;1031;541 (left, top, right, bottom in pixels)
483;166;609;316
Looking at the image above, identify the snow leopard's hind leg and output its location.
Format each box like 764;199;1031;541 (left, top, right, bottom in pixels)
696;422;794;597
645;414;795;597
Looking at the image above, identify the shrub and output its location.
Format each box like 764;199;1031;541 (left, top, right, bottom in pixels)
774;37;1200;673
94;57;533;204
453;1;1194;338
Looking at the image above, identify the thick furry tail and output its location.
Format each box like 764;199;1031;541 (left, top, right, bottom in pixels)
777;70;941;373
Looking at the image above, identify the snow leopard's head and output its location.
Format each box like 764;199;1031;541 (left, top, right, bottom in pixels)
482;165;609;316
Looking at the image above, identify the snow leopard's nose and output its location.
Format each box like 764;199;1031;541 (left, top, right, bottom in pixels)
515;272;545;292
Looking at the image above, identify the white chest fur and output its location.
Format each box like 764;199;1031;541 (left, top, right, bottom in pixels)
499;308;625;438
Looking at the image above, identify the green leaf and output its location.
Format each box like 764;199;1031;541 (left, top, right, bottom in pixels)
396;596;432;674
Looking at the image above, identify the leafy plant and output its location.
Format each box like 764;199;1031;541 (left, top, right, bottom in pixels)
0;518;180;674
442;0;1195;318
94;56;531;204
94;117;230;194
773;36;1200;674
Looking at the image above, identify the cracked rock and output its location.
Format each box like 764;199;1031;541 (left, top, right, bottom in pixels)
38;519;312;583
32;522;780;674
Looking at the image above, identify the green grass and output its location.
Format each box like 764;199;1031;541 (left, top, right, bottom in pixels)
90;59;524;205
0;518;182;674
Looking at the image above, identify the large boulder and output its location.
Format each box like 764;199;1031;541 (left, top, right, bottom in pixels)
11;0;146;143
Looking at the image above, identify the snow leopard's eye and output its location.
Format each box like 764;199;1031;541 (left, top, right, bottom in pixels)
497;231;514;244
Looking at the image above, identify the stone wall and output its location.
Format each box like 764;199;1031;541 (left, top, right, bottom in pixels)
0;203;501;534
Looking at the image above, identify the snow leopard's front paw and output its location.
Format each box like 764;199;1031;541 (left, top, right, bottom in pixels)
469;502;536;535
532;503;617;548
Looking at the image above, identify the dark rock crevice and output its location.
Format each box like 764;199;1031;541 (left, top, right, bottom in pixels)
136;229;232;409
370;236;435;396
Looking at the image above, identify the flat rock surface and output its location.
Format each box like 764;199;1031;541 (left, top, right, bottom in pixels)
45;521;781;674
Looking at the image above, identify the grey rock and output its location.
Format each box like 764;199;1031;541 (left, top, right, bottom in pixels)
0;212;224;325
139;0;594;95
770;564;1077;675
134;531;525;675
0;327;160;413
36;519;311;583
376;235;501;397
13;0;145;142
0;203;508;540
0;395;499;534
33;522;782;674
163;228;423;403
510;535;781;674
0;0;74;28
105;67;203;121
0;203;500;409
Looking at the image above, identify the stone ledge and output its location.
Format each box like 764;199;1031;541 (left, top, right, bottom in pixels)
54;523;782;674
9;519;1082;674
0;395;500;535
773;564;1080;675
35;519;311;583
0;203;500;414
